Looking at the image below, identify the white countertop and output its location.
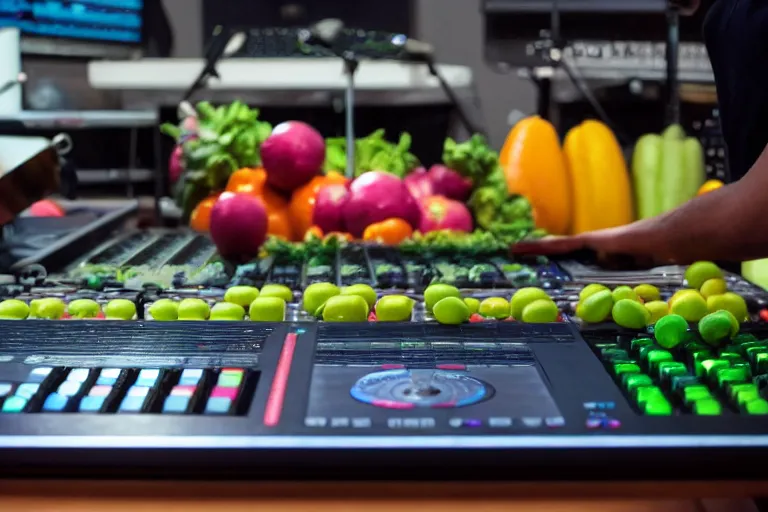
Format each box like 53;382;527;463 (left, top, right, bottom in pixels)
87;58;475;107
88;58;473;91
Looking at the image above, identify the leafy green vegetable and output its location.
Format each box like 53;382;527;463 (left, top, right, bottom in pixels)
161;100;273;219
323;129;421;178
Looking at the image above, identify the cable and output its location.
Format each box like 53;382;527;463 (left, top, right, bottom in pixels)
545;0;629;145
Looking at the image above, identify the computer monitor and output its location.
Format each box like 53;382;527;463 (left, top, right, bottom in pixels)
0;0;146;59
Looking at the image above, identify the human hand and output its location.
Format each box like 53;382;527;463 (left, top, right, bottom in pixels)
511;221;670;269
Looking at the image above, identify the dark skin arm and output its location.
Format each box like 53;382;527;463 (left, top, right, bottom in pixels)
513;144;768;265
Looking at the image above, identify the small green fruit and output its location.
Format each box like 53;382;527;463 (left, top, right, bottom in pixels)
341;284;378;309
432;296;470;325
634;284;661;302
303;282;341;315
521;299;558;323
644;301;669;324
669;292;708;322
612;286;640;303
249;297;286;322
654;314;689;349
375;295;414;322
707;292;748;322
322;295;369;322
29;299;43;318
698;310;734;346
700;278;727;299
259;284;293;302
0;299;29;319
463;297;480;315
104;299;136;320
148;299;179;321
510;287;550;320
424;284;461;313
478;297;511;319
67;298;101;319
577;290;614;323
579;283;609;302
685;261;723;290
612;299;651;329
224;286;260;307
210;302;245;321
177;298;210;321
35;298;67;319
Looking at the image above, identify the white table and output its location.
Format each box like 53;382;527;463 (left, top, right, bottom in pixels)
87;58;476;108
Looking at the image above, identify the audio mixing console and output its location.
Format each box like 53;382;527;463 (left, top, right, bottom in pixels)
1;231;767;480
0;318;767;480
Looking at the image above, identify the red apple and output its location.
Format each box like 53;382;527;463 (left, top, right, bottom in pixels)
418;196;473;233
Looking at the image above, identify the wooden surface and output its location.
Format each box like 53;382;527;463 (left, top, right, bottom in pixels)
0;481;763;512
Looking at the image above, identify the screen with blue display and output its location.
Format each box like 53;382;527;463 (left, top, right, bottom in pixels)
0;0;143;44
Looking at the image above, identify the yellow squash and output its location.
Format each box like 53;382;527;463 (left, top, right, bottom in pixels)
564;120;634;234
500;116;571;235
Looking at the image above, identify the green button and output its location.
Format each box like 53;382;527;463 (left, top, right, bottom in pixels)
732;362;752;379
659;363;689;384
631;337;654;353
602;348;630;361
614;363;641;376
746;347;767;362
719;352;743;364
671;375;702;391
1;396;27;413
644;399;673;416
755;353;768;374
733;333;758;344
745;399;768;415
217;372;243;388
623;373;654;393
683;340;707;353
716;367;749;388
636;386;665;406
693;398;723;415
736;342;763;358
701;359;731;379
736;388;761;407
647;351;675;374
682;385;712;405
692;350;714;363
639;345;658;361
595;343;619;350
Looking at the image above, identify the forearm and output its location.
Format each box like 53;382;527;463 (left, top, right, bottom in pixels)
646;145;768;263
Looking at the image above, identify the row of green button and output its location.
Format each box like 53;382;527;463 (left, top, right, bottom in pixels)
625;334;768;415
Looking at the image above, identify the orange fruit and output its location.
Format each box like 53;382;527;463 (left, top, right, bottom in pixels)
363;218;413;245
697;179;724;196
264;205;294;241
189;193;221;232
226;168;266;193
289;172;348;239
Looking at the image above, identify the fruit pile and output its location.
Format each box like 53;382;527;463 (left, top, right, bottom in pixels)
424;285;561;325
0;297;137;320
162;101;544;264
574;261;749;330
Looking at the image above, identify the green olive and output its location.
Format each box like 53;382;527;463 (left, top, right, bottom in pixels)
0;299;29;320
148;299;179;321
67;299;101;319
104;299;137;320
177;298;210;321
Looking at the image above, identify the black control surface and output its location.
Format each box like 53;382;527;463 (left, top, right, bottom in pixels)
1;320;767;480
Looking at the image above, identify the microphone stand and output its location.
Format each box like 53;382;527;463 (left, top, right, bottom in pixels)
424;57;483;137
182;25;230;102
665;5;681;125
342;50;359;180
300;19;359;180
